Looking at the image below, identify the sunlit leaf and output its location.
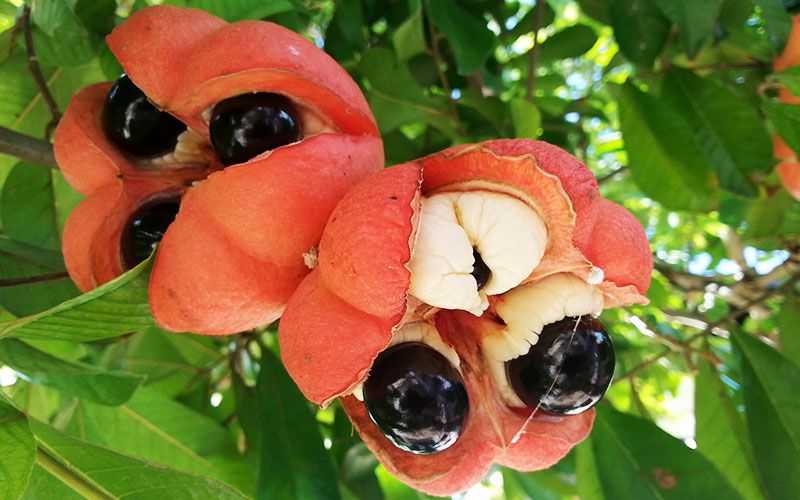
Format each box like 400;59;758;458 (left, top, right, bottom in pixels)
0;397;35;500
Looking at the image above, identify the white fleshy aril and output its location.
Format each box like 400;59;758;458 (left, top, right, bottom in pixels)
350;321;459;401
483;273;604;407
408;190;548;315
484;273;604;363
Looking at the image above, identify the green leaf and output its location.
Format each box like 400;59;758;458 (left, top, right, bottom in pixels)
577;0;611;24
340;443;383;500
654;0;724;58
777;294;800;360
510;98;541;139
538;24;598;64
772;67;800;96
0;397;35;500
0;338;144;405
358;48;456;139
256;348;341;500
610;0;670;67
0;236;79;317
169;0;294;22
426;0;494;75
764;101;800;153
694;360;764;500
736;333;800;500
30;0;69;36
576;405;744;499
29;421;248;499
503;468;577;500
743;191;796;238
2;163;61;250
663;69;772;197
65;388;234;478
616;82;717;211
73;0;115;35
753;0;792;52
0;257;155;342
393;7;426;62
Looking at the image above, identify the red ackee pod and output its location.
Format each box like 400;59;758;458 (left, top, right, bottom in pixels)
773;15;800;201
280;140;652;495
54;6;383;334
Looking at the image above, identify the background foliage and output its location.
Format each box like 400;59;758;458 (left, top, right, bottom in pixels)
0;0;799;499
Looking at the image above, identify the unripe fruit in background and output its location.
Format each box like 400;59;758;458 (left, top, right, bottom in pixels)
54;6;383;334
279;139;653;495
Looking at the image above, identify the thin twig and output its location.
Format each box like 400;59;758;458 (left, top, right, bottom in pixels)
525;0;545;100
0;125;57;167
614;347;671;384
0;271;69;287
424;2;459;126
21;6;61;140
597;166;628;184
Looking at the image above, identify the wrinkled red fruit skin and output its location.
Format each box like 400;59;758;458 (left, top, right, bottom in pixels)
280;139;652;495
54;6;383;334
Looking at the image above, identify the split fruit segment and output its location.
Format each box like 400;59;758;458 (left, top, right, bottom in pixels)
54;5;383;334
280;139;652;495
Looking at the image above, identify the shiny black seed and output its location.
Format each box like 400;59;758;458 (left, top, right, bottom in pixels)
506;316;614;415
209;93;300;166
102;75;186;158
472;248;491;290
364;342;469;454
121;197;181;269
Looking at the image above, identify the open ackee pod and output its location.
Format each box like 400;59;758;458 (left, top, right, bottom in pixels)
54;5;383;334
280;139;652;495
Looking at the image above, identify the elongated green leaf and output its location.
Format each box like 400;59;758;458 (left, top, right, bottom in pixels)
616;82;717;211
29;421;248;499
610;0;670;66
21;464;82;500
426;0;494;75
31;0;69;36
167;0;294;21
0;339;143;405
576;405;743;500
504;468;576;500
2;163;60;250
753;0;792;52
777;295;800;360
358;48;456;138
538;24;598;64
764;101;800;153
510;98;541;139
695;361;764;500
0;397;35;500
0;236;79;317
577;0;611;24
0;258;155;342
66;388;234;478
257;348;340;500
736;333;800;500
393;7;426;62
663;69;771;197
654;0;724;57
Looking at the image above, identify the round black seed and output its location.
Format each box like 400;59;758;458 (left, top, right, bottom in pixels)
121;197;181;269
364;342;469;455
471;248;491;290
505;316;614;415
102;75;186;158
209;93;300;166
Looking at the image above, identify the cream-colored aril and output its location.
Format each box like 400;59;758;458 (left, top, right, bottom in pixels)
484;273;604;363
408;190;547;315
483;273;604;407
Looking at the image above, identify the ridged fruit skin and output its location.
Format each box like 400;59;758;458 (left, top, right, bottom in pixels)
54;6;383;334
773;15;800;200
279;139;653;495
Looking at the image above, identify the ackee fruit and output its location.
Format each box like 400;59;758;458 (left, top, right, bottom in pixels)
54;6;383;333
279;139;653;495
